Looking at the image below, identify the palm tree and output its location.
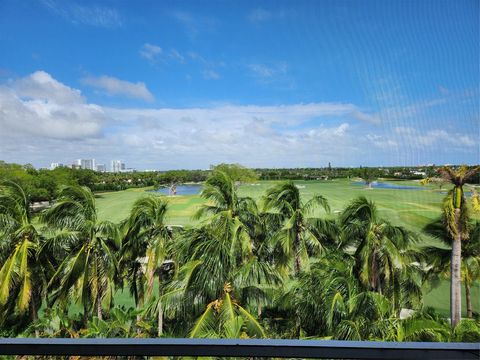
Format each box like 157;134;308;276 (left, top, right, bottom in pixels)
189;282;265;339
424;219;480;319
120;195;176;336
194;170;253;259
189;171;281;308
279;254;397;340
437;166;479;326
339;197;422;308
41;186;120;323
0;182;43;331
262;181;330;274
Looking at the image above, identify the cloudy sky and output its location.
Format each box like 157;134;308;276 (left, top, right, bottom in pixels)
0;0;478;170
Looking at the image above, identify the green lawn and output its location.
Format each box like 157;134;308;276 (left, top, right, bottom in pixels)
96;179;453;231
93;179;479;316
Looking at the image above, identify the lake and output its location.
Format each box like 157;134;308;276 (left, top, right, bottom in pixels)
152;184;203;195
353;181;425;190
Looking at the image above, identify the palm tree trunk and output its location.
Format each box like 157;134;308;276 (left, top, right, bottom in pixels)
133;274;139;307
30;296;39;338
137;272;145;324
294;231;301;275
451;208;462;327
83;302;89;325
158;274;163;337
96;290;103;321
158;299;163;337
466;280;472;318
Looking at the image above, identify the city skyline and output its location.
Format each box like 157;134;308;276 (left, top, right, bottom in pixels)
0;0;478;170
49;158;132;172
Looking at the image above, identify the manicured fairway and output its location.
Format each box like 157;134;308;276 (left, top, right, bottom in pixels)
96;179;469;235
94;179;479;316
95;187;205;225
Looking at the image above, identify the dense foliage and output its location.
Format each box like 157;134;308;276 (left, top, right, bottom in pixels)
0;166;479;341
1;160;478;203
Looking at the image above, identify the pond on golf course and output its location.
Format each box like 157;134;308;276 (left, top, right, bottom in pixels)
152;184;203;195
352;181;425;190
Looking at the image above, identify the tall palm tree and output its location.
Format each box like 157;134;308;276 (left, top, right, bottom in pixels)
262;181;330;275
339;197;422;308
0;182;43;331
190;171;280;302
437;166;479;326
123;196;175;336
121;197;173;306
424;219;480;319
41;186;120;323
194;170;253;259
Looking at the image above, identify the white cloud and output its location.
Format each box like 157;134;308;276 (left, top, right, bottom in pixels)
140;43;162;61
366;134;398;149
1;71;476;169
81;75;154;101
350;110;380;124
248;63;287;79
247;62;293;88
169;49;185;63
140;45;187;66
41;0;123;28
203;70;220;80
0;71;104;140
383;128;477;149
14;70;84;104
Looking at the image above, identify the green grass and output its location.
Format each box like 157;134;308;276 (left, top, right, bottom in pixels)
96;179;455;230
423;281;480;317
93;179;479;316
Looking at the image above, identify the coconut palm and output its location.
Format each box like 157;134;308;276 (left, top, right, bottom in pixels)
189;282;265;339
178;224;281;323
424;219;480;318
437;166;479;326
0;182;43;329
189;171;281;313
278;254;356;337
262;181;330;275
41;186;120;323
339;197;422;309
194;170;253;260
279;254;398;340
121;195;175;336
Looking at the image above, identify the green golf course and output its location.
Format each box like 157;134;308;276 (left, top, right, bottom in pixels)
94;178;479;317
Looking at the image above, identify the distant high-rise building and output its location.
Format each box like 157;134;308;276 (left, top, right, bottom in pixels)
96;164;106;172
76;159;96;170
111;160;125;172
50;162;63;170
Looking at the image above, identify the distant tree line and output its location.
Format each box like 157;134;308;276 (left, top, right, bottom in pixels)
0;160;478;203
255;165;480;182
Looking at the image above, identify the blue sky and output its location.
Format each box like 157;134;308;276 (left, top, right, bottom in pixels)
0;0;478;170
